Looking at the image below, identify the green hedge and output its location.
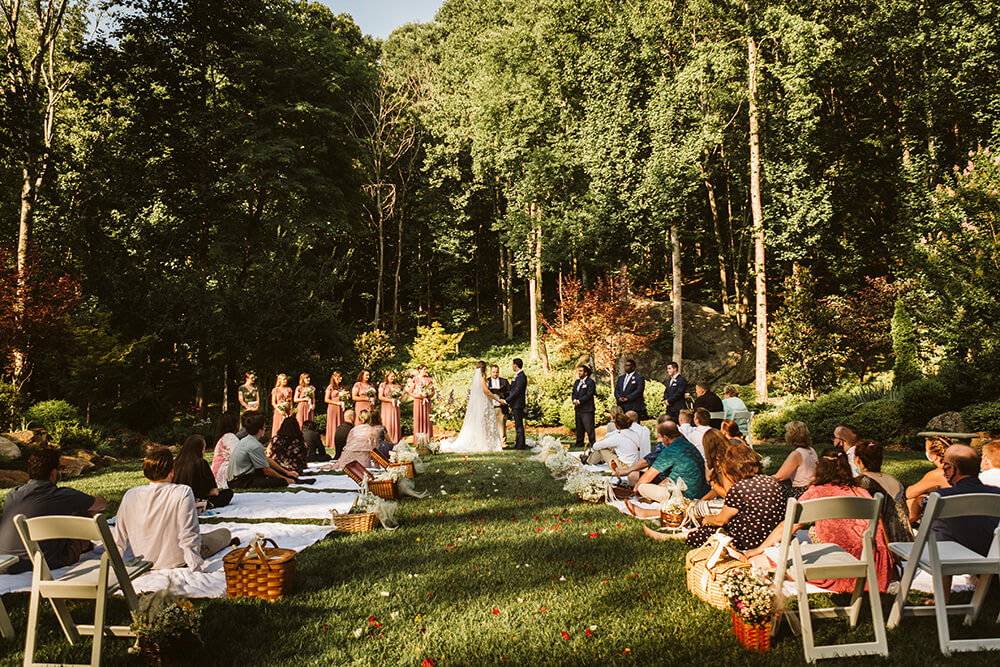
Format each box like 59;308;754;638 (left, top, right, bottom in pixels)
962;401;1000;434
24;399;81;434
853;399;903;445
899;379;948;426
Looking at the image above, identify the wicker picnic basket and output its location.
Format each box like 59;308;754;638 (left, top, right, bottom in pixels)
731;610;772;652
370;449;390;468
329;510;378;533
223;538;296;601
344;460;400;500
684;535;751;610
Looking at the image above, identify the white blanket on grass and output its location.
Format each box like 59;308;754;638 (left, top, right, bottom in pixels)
0;522;332;598
289;475;359;492
204;490;357;521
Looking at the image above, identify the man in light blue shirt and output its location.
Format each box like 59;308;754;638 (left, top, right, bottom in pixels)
228;412;297;489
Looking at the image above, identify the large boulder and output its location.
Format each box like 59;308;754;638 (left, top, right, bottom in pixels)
59;455;95;478
4;429;49;447
0;469;29;488
926;412;969;434
0;435;21;460
631;299;755;387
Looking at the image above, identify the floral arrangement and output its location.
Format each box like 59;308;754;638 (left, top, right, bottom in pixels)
390;387;403;401
722;568;774;627
303;387;314;399
423;438;440;453
130;591;201;652
662;497;688;516
545;450;580;479
373;466;408;483
278;400;294;416
415;383;434;399
365;387;377;401
529;435;565;463
391;445;420;464
563;468;611;503
338;390;351;403
430;396;465;431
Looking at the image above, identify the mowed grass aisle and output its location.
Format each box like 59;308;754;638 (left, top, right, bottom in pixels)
2;445;1000;665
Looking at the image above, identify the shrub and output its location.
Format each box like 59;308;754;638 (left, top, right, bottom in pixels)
750;410;789;440
851;399;903;445
643;380;666;419
98;427;146;459
898;378;948;426
313;413;327;432
24;400;81;433
354;330;396;375
407;321;465;372
788;391;858;444
892;298;921;386
0;380;26;431
559;398;577;431
527;369;577;426
56;424;103;451
961;401;1000;434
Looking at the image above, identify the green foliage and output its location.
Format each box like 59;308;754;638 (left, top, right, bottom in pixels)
898;379;949;426
644;380;667;418
24;400;81;434
891;298;921;386
406;322;465;372
313;413;327;433
56;424;104;452
96;428;146;459
750;411;788;440
559;398;577;431
526;369;577;427
0;380;25;431
353;330;397;375
852;399;903;445
961;401;1000;435
850;384;900;405
770;271;840;396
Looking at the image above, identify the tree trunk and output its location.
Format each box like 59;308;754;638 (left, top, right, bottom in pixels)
222;363;229;413
528;203;542;360
701;158;730;317
670;224;683;363
748;34;768;400
393;202;404;336
504;246;514;339
13;168;38;380
374;198;384;327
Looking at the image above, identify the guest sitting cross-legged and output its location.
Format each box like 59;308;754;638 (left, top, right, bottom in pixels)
626;410;652;459
635;421;709;502
302;419;331;462
678;408;711;459
210;412;240;489
228;412;298;488
0;449;108;574
585;412;642;468
172;435;234;508
613;414;673;486
267;416;310;474
771;420;817;498
335;409;382;470
114;447;232;571
746;448;895;593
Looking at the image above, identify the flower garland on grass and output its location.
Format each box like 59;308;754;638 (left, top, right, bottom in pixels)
130;590;200;653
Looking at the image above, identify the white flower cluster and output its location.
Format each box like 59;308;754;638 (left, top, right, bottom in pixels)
562;468;612;503
721;567;774;626
545;449;581;479
390;443;421;464
373;466;408;483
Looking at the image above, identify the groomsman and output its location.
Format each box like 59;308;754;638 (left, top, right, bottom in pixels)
572;364;597;448
663;361;687;420
505;358;528;449
487;364;510;445
614;359;647;419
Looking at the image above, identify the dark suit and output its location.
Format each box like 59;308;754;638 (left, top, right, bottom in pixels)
487;376;511;414
507;370;528;449
572;377;596;447
692;391;724;428
614;372;646;419
663;374;687;420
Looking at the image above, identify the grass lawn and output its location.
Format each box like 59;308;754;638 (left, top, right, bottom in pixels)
2;440;1000;665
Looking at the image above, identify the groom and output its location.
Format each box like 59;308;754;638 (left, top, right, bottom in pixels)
505;358;528;450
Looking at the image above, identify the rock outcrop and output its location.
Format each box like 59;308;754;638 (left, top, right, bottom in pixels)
0;435;21;460
0;469;29;488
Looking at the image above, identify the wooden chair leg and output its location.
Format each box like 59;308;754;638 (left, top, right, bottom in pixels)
24;572;42;667
964;574;991;626
887;557;920;629
848;576;865;627
0;596;14;639
49;598;81;644
867;560;889;656
932;567;952;656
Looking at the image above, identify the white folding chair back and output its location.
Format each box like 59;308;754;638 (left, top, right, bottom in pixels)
732;410;753;441
886;492;1000;656
0;553;18;638
771;493;888;662
14;513;153;667
709;411;725;422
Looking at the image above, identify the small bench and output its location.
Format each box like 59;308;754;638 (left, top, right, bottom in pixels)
916;431;981;443
1;553;17;638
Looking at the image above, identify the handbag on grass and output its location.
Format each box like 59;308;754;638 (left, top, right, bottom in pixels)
684;532;751;609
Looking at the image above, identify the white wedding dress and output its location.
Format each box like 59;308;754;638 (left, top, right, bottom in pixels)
439;367;504;453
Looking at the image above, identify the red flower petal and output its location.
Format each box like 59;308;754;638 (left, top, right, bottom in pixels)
493;609;500;615
589;533;599;538
561;631;571;639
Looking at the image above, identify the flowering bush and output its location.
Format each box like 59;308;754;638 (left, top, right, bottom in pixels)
430;393;465;431
722;568;774;627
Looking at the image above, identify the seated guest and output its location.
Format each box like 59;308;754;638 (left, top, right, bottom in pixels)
626;410;652;459
686;446;787;551
854;440;913;543
173;435;234;508
585;412;641;468
369;409;394;459
0;449;108;574
906;436;952;523
678;408;711;458
613;415;673;486
692;382;724;428
772;421;817;498
932;445;1000;556
833;423;861;475
210;412;240;489
333;409;356;460
302;419;330;462
114;447;232;571
267;416;310;474
980;439;1000;487
228;412;298;488
747;448;894;592
635;421;709;501
722;384;749;429
336;409;381;470
605;406;626;434
721;419;749;448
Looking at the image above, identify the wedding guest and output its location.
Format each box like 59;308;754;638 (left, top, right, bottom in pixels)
228;412;297;488
635;420;709;501
771;421;817;498
980;439;1000;487
613;415;674;486
0;449;108;574
662;361;687;420
302;419;330;462
267;416;310;474
722;385;749;436
334;409;355;460
854;440;913;543
605;406;625;434
488;364;510;444
614;359;646;419
692;382;724;428
379;370;402;444
173;435;233;508
833;423;861;475
336;409;381;470
679;408;712;458
369;408;394;459
352;369;375;416
238;371;260;414
270;374;294;439
324;371;346;448
114;447;232;571
626;410;652;459
906;435;952;523
408;365;435;443
720;419;749;448
210;412;240;489
506;359;528;449
747;449;894;593
293;373;316;428
572;364;597;450
586;412;641;467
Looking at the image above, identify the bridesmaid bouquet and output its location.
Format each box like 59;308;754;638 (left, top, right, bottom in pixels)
415;384;433;399
303;387;315;400
338;390;350;403
365;387;377;401
390;387;403;401
278;400;294;416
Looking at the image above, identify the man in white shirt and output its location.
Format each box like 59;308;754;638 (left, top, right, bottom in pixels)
114;447;232;571
586;412;641;467
625;410;651;460
981;440;1000;487
833;424;860;476
677;408;711;459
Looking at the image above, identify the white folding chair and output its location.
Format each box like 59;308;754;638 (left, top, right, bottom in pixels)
1;553;18;638
771;493;888;662
732;410;754;441
14;513;153;667
886;492;1000;655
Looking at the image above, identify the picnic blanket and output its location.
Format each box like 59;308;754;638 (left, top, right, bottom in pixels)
205;490;357;521
0;522;333;598
289;475;358;492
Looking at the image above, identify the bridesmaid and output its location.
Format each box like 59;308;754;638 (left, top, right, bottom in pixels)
270;374;294;438
352;369;375;415
324;371;346;448
294;373;315;428
408;364;435;443
238;372;260;414
379;370;402;445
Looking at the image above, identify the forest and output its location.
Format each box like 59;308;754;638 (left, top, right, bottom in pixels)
3;0;1000;446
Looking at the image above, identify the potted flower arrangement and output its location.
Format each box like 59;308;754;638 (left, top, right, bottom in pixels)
721;568;775;652
130;591;201;665
660;497;687;529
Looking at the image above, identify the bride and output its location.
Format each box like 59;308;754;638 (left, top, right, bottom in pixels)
439;361;504;453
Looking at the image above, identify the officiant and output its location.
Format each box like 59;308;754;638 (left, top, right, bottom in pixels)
488;364;510;445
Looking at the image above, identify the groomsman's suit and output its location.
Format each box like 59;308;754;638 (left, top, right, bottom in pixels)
507;366;528;449
614;367;647;419
663;372;687;420
572;373;597;448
